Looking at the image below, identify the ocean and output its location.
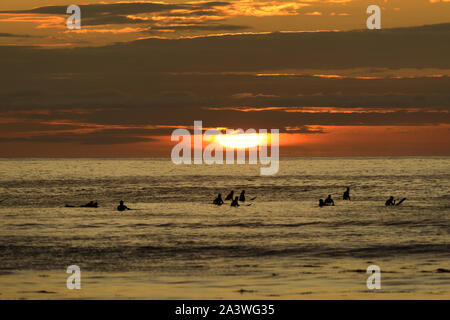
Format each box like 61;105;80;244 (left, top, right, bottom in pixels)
0;157;448;299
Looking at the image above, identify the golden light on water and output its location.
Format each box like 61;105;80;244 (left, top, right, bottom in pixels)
215;132;268;149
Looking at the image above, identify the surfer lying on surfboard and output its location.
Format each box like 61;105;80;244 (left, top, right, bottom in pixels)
385;196;406;206
65;201;98;208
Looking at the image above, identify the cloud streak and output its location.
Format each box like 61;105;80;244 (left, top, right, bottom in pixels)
0;1;313;35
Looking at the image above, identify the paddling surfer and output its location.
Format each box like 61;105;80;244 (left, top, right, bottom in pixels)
67;201;98;208
81;201;98;208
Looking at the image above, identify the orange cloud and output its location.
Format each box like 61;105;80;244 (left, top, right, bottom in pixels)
65;27;149;34
0;13;65;29
226;1;309;17
280;125;450;156
204;106;448;114
305;11;322;16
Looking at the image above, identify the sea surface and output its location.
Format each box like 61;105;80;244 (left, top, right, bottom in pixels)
0;157;449;299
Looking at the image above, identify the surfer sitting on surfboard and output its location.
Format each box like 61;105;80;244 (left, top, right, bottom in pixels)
213;193;224;206
343;187;350;200
225;190;234;201
239;190;245;202
324;195;335;206
385;196;406;206
385;196;396;206
117;200;131;211
231;196;239;207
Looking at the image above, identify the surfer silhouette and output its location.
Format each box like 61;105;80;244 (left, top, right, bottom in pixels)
213;193;224;206
225;191;234;201
386;196;406;206
231;196;239;207
65;200;98;208
117;200;130;211
80;201;98;208
385;196;395;206
343;187;350;200
324;195;335;206
239;190;245;202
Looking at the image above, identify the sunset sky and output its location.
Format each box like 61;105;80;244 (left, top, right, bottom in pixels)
0;0;449;157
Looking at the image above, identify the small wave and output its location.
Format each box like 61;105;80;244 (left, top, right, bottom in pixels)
9;223;44;227
73;224;102;229
335;244;450;258
212;221;322;228
0;242;448;272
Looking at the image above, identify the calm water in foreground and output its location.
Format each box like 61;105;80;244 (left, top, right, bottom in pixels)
0;157;449;299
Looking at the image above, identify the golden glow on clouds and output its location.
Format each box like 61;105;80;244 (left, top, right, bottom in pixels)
66;27;148;34
305;11;322;16
223;1;309;17
0;13;66;29
205;106;449;114
0;0;449;46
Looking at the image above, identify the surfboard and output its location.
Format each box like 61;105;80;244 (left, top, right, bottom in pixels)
396;198;406;206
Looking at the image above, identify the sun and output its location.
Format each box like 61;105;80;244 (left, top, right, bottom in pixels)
215;132;268;149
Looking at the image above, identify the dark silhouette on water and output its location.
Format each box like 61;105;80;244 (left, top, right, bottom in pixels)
324;195;335;206
65;200;98;208
343;187;350;200
213;193;224;206
385;196;396;206
225;191;234;201
231;196;239;207
386;196;407;206
80;201;98;208
239;190;246;202
117;200;131;211
319;199;325;207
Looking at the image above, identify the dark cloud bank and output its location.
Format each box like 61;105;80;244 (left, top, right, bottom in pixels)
0;23;449;146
